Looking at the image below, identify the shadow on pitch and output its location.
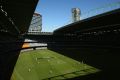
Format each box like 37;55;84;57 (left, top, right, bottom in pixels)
48;45;120;80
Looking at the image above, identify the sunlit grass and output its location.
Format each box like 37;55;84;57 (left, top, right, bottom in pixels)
11;49;100;80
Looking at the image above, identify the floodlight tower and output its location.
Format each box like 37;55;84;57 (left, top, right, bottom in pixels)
72;8;81;22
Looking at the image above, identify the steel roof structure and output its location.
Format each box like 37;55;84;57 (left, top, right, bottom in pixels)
0;0;39;34
54;8;120;35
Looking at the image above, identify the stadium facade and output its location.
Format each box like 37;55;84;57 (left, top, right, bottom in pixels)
28;13;42;33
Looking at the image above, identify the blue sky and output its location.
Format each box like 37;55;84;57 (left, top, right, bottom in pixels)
35;0;120;32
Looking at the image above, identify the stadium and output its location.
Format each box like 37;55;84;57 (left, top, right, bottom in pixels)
0;0;120;80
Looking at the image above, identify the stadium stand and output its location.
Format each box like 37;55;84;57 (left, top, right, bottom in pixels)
0;0;38;80
49;8;120;80
0;0;120;79
23;8;120;80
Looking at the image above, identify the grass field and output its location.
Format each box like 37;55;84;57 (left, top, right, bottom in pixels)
11;49;99;80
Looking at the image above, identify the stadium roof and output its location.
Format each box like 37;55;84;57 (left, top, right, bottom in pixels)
1;0;39;34
54;8;120;34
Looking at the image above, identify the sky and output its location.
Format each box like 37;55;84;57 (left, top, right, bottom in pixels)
35;0;120;32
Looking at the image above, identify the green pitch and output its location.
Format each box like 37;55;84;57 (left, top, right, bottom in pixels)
11;49;99;80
